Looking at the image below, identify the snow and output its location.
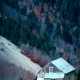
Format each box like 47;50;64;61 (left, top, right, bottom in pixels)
0;36;42;75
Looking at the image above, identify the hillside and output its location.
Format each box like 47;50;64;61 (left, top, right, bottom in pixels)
0;0;80;79
0;36;42;79
0;58;29;80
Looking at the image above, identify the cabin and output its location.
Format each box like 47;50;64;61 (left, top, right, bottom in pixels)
37;58;75;80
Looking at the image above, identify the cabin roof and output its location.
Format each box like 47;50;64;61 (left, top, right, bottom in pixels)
37;78;44;80
44;72;65;79
51;58;75;74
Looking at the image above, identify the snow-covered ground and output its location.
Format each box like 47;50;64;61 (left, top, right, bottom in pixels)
0;36;42;75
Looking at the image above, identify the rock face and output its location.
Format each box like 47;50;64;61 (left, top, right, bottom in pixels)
0;36;42;76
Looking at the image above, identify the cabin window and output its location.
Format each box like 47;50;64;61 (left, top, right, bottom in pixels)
49;67;54;73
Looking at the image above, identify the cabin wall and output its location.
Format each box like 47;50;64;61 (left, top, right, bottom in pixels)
64;71;76;80
37;63;62;78
37;63;76;80
40;63;62;73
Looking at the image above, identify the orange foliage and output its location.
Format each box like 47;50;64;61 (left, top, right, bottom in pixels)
52;9;55;13
48;12;53;22
30;53;48;66
30;53;39;64
27;71;33;76
24;71;35;80
49;15;53;22
62;53;67;60
32;30;40;37
24;78;29;80
21;46;50;67
34;6;41;17
30;54;35;61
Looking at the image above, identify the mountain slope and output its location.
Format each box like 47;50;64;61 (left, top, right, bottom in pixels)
0;36;42;76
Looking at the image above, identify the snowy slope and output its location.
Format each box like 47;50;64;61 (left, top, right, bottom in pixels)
0;36;42;75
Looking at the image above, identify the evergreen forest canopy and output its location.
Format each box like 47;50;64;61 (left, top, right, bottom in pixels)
0;0;80;50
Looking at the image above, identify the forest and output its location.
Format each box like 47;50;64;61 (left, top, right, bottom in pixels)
0;0;80;80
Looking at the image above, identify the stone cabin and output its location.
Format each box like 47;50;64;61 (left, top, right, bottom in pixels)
37;58;76;80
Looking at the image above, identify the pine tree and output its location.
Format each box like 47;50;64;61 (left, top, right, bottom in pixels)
77;70;80;80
